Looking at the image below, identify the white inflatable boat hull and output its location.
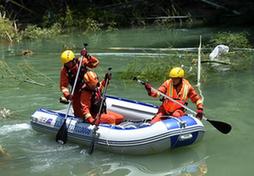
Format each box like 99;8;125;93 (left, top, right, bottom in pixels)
31;95;205;155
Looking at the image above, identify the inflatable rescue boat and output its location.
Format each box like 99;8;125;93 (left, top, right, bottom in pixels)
31;95;205;155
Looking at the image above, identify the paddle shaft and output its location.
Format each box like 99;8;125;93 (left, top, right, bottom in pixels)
65;43;88;118
64;55;84;120
88;68;111;154
135;78;232;134
63;44;88;121
153;88;207;117
136;79;202;117
56;55;84;144
95;73;110;122
155;86;232;134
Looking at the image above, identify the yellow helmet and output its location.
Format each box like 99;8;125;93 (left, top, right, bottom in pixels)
169;67;185;78
60;50;75;64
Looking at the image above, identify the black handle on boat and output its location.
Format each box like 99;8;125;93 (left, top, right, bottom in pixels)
133;77;232;134
88;67;112;154
55;43;89;144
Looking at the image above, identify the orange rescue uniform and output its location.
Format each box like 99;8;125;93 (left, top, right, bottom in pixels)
60;56;99;117
149;78;203;124
80;80;124;125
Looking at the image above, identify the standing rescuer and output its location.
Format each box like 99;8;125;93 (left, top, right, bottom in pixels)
144;67;204;124
59;49;99;118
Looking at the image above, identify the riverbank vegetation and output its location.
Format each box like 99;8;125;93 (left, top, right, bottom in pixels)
206;32;251;48
1;11;253;83
119;48;254;83
0;11;18;42
1;9;252;48
1;1;253;84
120;31;253;83
0;11;62;41
1;1;254;42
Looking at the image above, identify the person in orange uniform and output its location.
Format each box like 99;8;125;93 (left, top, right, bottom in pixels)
60;49;99;117
144;67;204;124
80;71;124;125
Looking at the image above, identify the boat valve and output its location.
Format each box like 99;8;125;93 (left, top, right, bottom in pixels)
179;121;187;128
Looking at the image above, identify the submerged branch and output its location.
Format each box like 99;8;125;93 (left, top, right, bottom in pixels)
107;47;198;52
5;31;13;42
23;79;45;86
201;60;231;65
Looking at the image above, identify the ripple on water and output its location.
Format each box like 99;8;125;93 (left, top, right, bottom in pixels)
0;123;31;136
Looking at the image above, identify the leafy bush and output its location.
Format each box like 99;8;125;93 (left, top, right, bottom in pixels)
120;53;203;83
64;6;74;28
0;11;17;41
20;23;61;39
84;18;102;33
207;32;251;48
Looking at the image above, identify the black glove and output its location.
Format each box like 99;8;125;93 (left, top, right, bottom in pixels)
104;72;112;81
59;96;69;104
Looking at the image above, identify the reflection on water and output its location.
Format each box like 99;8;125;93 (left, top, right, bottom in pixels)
99;159;208;176
79;147;209;176
0;123;30;135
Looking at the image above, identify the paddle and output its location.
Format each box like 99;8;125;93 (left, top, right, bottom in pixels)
56;44;88;144
87;67;112;154
133;77;232;134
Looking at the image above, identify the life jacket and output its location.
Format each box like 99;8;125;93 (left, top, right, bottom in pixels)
162;79;190;113
90;88;107;116
64;58;87;90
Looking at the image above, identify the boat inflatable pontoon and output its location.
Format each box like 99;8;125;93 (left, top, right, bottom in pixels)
31;95;205;155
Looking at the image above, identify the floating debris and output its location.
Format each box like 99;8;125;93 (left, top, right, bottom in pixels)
208;45;231;71
21;49;33;56
0;145;10;158
0;108;12;119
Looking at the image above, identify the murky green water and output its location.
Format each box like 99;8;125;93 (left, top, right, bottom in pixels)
1;27;254;176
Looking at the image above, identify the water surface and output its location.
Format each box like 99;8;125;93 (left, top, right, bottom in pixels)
0;27;254;176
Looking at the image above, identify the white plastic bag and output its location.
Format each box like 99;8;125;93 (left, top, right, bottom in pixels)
209;45;229;60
